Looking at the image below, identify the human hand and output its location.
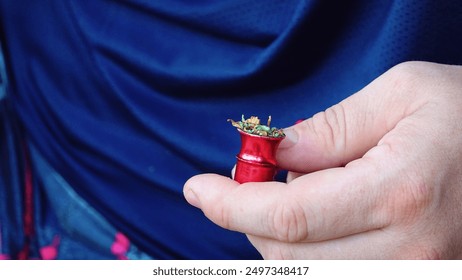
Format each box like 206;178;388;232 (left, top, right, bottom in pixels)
183;61;462;259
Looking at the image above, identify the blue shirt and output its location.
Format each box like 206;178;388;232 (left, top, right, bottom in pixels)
1;0;462;259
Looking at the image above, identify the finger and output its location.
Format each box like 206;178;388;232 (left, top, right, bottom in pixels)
184;174;287;235
184;161;390;243
247;227;421;259
247;231;384;259
276;62;430;173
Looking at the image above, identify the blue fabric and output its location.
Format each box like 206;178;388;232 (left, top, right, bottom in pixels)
1;43;26;258
0;43;6;100
30;145;152;259
1;0;462;259
0;98;26;259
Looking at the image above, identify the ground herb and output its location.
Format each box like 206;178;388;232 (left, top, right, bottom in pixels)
227;115;285;138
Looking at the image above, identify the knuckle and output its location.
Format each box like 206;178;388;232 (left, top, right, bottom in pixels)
206;198;233;230
408;183;431;212
385;61;462;112
391;173;433;224
384;61;439;103
387;61;425;83
218;205;232;229
308;103;348;164
267;199;309;243
383;62;423;99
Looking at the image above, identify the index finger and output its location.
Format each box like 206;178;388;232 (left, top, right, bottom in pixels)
183;160;389;243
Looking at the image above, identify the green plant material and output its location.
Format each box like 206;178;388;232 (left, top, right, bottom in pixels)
227;115;285;138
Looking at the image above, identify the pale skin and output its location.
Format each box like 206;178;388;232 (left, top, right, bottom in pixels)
183;61;462;259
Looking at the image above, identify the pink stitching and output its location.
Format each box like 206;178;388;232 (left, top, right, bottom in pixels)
40;235;60;260
111;232;130;260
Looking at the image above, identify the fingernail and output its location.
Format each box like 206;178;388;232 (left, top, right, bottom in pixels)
279;128;298;149
184;187;201;208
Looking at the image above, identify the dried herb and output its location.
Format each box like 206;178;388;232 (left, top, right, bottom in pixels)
228;115;285;138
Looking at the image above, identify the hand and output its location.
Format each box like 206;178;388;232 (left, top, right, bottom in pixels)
183;61;462;259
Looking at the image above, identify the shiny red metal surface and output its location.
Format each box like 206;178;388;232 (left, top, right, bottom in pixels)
234;129;285;183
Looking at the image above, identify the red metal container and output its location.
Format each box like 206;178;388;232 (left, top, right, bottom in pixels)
234;129;285;183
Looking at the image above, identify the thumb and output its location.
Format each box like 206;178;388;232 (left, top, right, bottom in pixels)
277;63;428;173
